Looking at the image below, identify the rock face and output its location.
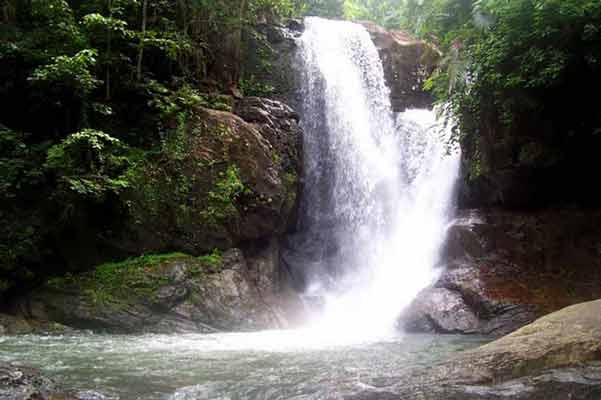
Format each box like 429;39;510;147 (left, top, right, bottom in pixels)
359;21;441;112
0;363;104;400
242;20;439;114
0;362;75;400
352;300;601;399
14;96;303;333
15;250;286;333
241;21;304;112
117;96;301;256
0;313;73;335
456;78;601;210
445;299;601;383
401;209;601;335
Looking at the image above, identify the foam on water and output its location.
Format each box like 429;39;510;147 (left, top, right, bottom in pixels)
288;17;461;342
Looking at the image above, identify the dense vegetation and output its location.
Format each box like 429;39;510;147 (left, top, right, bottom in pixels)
2;0;600;299
399;0;601;206
0;0;309;297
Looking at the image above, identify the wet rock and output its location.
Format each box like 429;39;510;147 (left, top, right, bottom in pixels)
401;288;481;334
75;391;106;400
347;364;601;400
445;299;601;382
401;209;601;335
15;250;286;333
359;21;441;112
0;362;75;400
243;20;440;113
0;313;74;335
354;300;601;399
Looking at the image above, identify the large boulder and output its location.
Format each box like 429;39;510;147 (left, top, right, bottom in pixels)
115;97;301;256
359;21;441;112
401;287;482;334
14;250;287;333
0;363;104;400
0;313;73;335
442;299;601;383
352;300;601;399
0;362;74;400
401;209;601;335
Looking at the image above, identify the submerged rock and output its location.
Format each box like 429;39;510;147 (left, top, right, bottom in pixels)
0;363;107;400
15;250;288;333
0;362;73;400
401;209;601;335
355;300;601;399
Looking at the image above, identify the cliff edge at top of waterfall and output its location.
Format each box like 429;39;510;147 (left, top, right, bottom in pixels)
242;18;442;115
358;21;442;112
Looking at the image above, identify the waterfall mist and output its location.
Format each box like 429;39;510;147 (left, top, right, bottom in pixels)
283;17;461;341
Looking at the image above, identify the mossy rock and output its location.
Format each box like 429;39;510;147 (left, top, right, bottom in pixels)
45;253;203;310
119;101;301;257
0;313;74;335
18;249;282;333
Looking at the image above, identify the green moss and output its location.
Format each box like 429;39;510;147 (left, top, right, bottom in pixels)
205;95;233;112
283;171;298;209
161;112;189;161
197;249;222;272
239;76;275;97
272;152;282;165
47;253;190;307
46;251;227;309
199;165;245;226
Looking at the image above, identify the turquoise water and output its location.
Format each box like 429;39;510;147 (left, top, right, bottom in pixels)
0;331;488;399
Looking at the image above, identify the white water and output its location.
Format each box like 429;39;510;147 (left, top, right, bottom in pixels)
0;332;488;399
289;17;461;342
0;18;470;400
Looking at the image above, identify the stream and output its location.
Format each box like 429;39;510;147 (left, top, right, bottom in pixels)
0;331;488;399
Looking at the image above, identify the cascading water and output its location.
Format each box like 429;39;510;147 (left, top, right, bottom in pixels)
285;17;461;340
0;18;481;400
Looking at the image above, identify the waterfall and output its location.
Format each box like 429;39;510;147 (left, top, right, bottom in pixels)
284;17;461;341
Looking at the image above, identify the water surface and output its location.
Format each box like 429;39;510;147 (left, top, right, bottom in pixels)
0;331;489;399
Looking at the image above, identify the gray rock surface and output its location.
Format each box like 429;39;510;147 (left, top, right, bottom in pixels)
401;209;601;336
0;314;74;335
359;21;441;112
15;249;292;333
0;363;72;400
118;96;302;256
357;300;601;399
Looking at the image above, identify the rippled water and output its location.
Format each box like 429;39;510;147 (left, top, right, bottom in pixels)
0;331;488;399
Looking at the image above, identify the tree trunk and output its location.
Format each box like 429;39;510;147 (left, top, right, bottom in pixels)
105;0;113;101
136;0;148;82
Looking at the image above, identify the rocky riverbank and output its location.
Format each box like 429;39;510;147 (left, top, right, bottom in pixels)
1;93;305;334
355;299;601;399
401;208;601;336
13;250;287;333
3;299;601;399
